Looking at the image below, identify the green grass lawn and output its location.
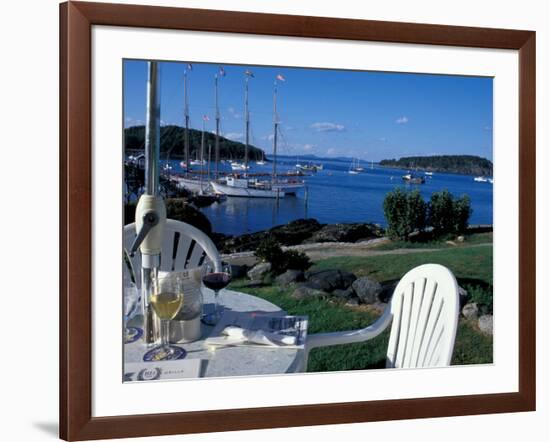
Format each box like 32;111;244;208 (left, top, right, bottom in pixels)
230;244;493;372
312;245;492;287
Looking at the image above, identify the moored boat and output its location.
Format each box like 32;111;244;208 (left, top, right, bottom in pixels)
349;158;364;174
211;176;303;198
402;172;426;184
230;161;250;171
211;72;304;198
474;176;493;183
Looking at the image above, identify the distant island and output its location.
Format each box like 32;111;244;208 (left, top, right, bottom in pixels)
124;125;265;161
379;155;493;176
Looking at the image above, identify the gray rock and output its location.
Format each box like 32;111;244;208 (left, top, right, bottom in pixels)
458;286;468;307
275;269;304;285
305;269;357;292
290;285;329;300
340;272;357;289
247;262;272;281
262;273;274;285
462;302;479;320
230;264;248;279
479;304;491;315
220;218;322;253
306;223;384;243
352;277;382;304
478;315;493;335
345;298;360;307
332;288;355;300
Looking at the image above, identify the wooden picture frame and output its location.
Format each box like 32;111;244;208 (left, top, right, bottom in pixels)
60;1;536;440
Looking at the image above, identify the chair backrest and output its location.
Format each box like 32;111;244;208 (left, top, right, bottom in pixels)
385;264;459;368
124;219;222;288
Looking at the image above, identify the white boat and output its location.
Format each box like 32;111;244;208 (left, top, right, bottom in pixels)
190;159;206;166
211;72;304;198
402;173;425;184
348;158;363;174
211;176;302;198
256;151;266;165
474;176;489;182
230;161;250;171
425;171;433;176
296;163;317;173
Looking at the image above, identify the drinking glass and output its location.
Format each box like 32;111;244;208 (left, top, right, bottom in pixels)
123;280;142;344
201;262;232;325
143;273;186;361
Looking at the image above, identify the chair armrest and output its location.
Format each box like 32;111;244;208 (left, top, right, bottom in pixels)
305;304;392;352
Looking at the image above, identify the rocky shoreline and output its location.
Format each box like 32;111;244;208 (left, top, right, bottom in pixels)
216;218;385;254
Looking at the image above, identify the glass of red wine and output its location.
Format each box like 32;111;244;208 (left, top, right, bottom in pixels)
201;262;232;326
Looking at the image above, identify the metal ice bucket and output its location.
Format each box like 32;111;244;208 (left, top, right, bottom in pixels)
166;268;203;343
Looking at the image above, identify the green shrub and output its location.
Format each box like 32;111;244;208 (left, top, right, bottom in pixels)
428;190;472;235
255;237;311;274
281;249;312;273
255;237;284;263
453;194;473;233
383;188;427;240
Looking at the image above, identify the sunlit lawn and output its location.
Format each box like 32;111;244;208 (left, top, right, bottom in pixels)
230;244;493;372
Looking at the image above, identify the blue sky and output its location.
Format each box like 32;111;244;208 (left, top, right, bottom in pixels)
124;60;493;162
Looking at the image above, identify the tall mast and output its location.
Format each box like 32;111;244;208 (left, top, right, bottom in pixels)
214;67;225;179
183;67;190;173
214;74;220;179
200;117;206;192
272;80;279;182
244;71;252;174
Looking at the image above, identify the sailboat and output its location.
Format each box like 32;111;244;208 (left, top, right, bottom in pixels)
211;72;304;198
348;158;364;174
256;150;266;165
190;148;206;167
174;64;205;193
173;65;218;194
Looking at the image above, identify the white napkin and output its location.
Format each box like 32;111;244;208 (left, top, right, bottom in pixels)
221;326;297;346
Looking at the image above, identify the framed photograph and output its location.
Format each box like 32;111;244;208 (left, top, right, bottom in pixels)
60;1;535;440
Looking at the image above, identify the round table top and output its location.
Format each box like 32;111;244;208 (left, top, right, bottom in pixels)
125;289;305;378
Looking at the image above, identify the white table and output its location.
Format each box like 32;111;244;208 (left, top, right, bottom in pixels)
125;289;306;378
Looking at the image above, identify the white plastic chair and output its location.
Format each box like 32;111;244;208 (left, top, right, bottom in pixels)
124;219;222;286
305;264;460;369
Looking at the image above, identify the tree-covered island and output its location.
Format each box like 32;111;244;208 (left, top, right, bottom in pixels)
379;155;493;176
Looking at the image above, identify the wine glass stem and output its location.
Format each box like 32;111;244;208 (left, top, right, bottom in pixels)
161;319;170;350
214;290;220;317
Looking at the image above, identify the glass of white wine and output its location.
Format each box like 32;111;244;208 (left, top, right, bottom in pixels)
143;273;186;361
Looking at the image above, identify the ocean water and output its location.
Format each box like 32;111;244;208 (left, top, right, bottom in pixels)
163;157;493;236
